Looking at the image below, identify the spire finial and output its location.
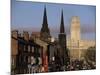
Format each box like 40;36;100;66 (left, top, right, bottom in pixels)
42;5;48;26
60;10;65;33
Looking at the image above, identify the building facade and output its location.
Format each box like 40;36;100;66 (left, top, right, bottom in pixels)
11;31;44;74
67;16;95;60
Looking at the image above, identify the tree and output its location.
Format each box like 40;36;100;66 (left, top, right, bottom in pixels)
64;48;70;66
85;46;96;62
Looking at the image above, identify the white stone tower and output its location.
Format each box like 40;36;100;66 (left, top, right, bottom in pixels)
70;16;81;59
71;16;80;42
67;16;95;60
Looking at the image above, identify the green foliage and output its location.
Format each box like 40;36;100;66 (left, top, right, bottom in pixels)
85;46;96;62
35;57;39;65
64;48;70;66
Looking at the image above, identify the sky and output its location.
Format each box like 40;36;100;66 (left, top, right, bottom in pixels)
11;0;96;40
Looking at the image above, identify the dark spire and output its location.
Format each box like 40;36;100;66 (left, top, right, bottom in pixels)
42;6;48;27
60;10;65;33
40;6;51;42
41;6;50;32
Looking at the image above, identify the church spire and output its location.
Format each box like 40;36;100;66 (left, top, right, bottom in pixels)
60;10;65;33
40;6;51;42
42;6;48;27
41;6;49;32
58;10;69;66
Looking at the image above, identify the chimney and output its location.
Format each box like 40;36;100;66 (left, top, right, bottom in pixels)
12;30;18;39
23;31;29;41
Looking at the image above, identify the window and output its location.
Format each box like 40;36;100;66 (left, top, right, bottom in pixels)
24;56;26;62
28;45;30;52
32;47;34;53
28;56;31;63
31;56;35;65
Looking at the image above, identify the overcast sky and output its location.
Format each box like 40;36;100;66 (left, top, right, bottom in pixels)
11;0;96;40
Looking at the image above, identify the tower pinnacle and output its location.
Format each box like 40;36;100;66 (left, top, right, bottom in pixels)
42;6;48;27
40;6;51;42
71;16;80;41
60;10;65;33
